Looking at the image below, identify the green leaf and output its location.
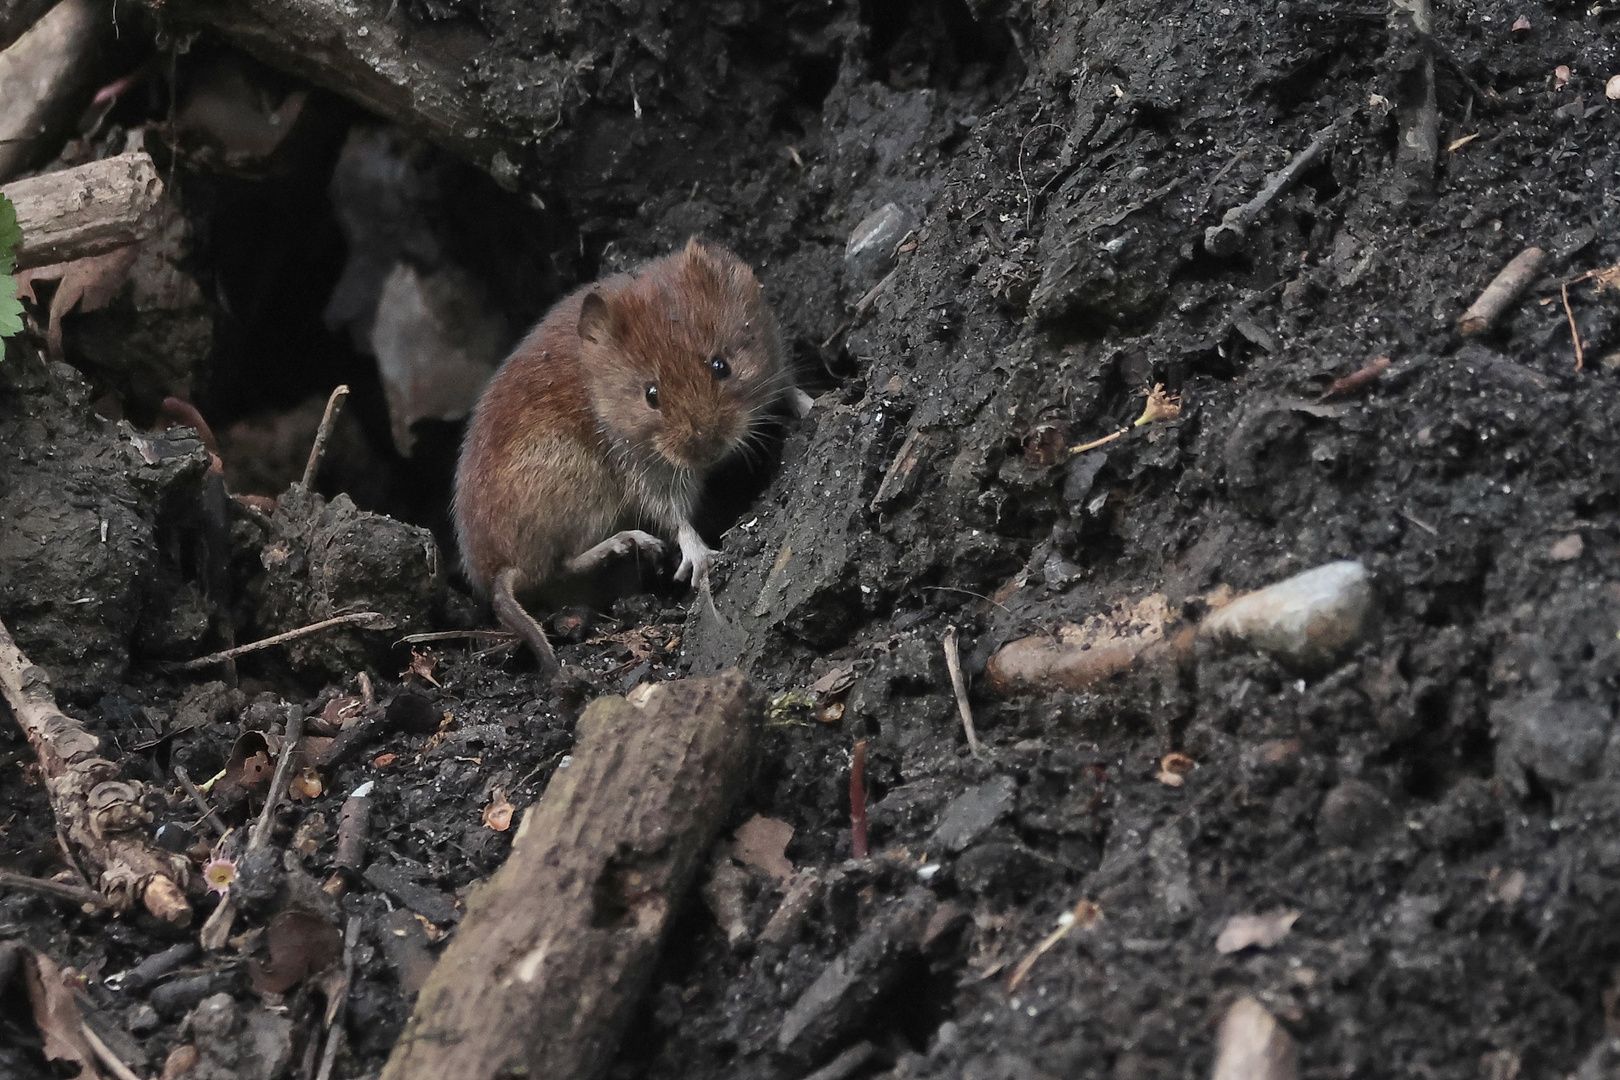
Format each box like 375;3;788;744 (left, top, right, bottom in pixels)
0;194;19;339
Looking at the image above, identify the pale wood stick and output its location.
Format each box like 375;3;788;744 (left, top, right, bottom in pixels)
2;152;165;268
942;626;982;757
301;384;350;489
0;615;191;923
167;611;391;671
1457;246;1545;337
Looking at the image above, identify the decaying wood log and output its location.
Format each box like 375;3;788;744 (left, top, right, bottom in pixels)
2;152;166;270
0;0;108;182
147;0;569;186
0;614;192;924
382;670;761;1080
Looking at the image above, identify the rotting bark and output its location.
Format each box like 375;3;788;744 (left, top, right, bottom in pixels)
0;0;109;182
2;152;166;270
381;670;761;1080
145;0;568;185
0;615;191;924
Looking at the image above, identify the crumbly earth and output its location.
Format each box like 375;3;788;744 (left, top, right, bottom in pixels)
2;0;1620;1077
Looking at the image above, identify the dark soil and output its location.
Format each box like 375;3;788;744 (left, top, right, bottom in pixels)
3;0;1620;1077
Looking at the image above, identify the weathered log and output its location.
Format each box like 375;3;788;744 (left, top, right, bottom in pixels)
147;0;568;186
0;0;109;182
0;614;192;923
382;670;761;1080
2;152;165;270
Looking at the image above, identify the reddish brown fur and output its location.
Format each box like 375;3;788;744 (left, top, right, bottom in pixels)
454;238;790;600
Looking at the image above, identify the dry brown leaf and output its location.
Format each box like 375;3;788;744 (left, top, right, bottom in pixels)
320;695;365;726
401;648;440;687
810;666;857;698
733;814;794;881
24;951;102;1079
14;245;140;361
483;788;515;832
1215;908;1300;954
250;909;343;994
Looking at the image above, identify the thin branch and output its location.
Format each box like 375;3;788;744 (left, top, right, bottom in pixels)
167;612;391;671
0;869;109;909
302;384;351;489
942;626;982;757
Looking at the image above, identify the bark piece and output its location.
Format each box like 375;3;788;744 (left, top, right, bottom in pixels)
382;670;761;1080
0;614;191;922
0;0;107;182
2;152;166;270
148;0;564;183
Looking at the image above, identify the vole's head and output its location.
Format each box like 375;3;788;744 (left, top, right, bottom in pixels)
579;238;788;472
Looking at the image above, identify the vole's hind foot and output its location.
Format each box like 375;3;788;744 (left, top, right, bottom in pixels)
492;567;559;677
566;530;665;574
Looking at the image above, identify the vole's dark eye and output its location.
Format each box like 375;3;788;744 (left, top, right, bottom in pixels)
709;355;731;379
645;384;660;409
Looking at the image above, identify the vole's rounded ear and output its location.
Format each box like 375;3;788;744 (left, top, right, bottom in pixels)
578;292;612;344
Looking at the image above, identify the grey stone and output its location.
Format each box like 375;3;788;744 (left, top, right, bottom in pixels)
1492;690;1609;794
930;775;1017;853
1316;779;1392;848
844;202;915;290
1202;560;1374;670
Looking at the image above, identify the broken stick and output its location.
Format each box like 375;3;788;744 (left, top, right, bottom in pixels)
302;383;351;489
0;615;192;923
1204;115;1350;257
2;152;166;269
382;671;761;1080
942;626;982;757
1457;246;1545;337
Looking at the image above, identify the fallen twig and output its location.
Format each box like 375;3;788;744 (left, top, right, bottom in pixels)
1561;281;1584;371
1006;898;1102;991
174;764;227;837
1457;246;1545;337
1319;355;1391;400
0;868;109;909
315;914;363;1080
1204;115;1349;256
202;712;305;949
849;740;869;860
253;712;305;849
302;384;351;489
80;1020;144;1080
168;611;391;671
942;626;982;757
0;615;191;923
